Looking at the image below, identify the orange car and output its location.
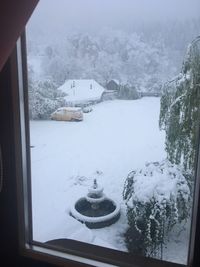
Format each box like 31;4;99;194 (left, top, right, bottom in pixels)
50;107;83;121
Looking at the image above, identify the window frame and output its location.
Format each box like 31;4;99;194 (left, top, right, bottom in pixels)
13;32;200;267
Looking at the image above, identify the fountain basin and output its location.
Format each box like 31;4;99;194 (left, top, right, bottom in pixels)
70;197;120;229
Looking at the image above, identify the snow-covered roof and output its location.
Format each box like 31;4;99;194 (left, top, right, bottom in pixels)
112;79;120;85
58;79;105;103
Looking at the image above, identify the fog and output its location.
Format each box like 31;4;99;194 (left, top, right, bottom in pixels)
26;0;200;91
28;0;200;41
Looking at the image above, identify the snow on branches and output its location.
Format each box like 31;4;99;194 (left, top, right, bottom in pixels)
159;37;200;173
123;160;191;257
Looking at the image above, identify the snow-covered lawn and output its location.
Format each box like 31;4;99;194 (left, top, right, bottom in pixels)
30;97;188;263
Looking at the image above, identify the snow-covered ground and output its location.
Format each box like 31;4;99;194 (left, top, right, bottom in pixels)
30;97;188;264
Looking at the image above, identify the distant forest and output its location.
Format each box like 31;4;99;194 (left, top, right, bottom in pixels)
27;18;200;93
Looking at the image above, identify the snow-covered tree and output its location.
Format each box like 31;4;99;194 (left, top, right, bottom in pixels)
27;28;180;93
159;37;200;174
29;78;66;119
118;84;140;100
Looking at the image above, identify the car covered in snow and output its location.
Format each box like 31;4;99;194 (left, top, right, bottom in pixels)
82;106;93;113
50;107;83;121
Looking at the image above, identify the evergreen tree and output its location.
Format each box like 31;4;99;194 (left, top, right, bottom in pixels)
159;36;200;174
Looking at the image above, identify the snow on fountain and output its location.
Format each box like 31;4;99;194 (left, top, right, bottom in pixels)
70;179;120;229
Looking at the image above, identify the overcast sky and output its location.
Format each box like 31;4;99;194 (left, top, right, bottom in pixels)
27;0;200;42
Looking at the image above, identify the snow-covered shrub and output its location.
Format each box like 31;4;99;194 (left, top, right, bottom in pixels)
118;84;140;100
29;79;66;119
123;160;190;257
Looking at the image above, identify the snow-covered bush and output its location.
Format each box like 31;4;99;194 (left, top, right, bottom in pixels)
118;84;140;100
123;160;190;257
29;79;66;119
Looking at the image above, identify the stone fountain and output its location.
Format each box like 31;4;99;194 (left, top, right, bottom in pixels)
70;179;120;229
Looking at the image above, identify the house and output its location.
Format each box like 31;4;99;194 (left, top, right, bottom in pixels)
106;79;120;91
101;80;120;101
58;79;105;106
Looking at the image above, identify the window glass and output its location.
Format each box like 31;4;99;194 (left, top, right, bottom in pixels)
26;0;200;265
